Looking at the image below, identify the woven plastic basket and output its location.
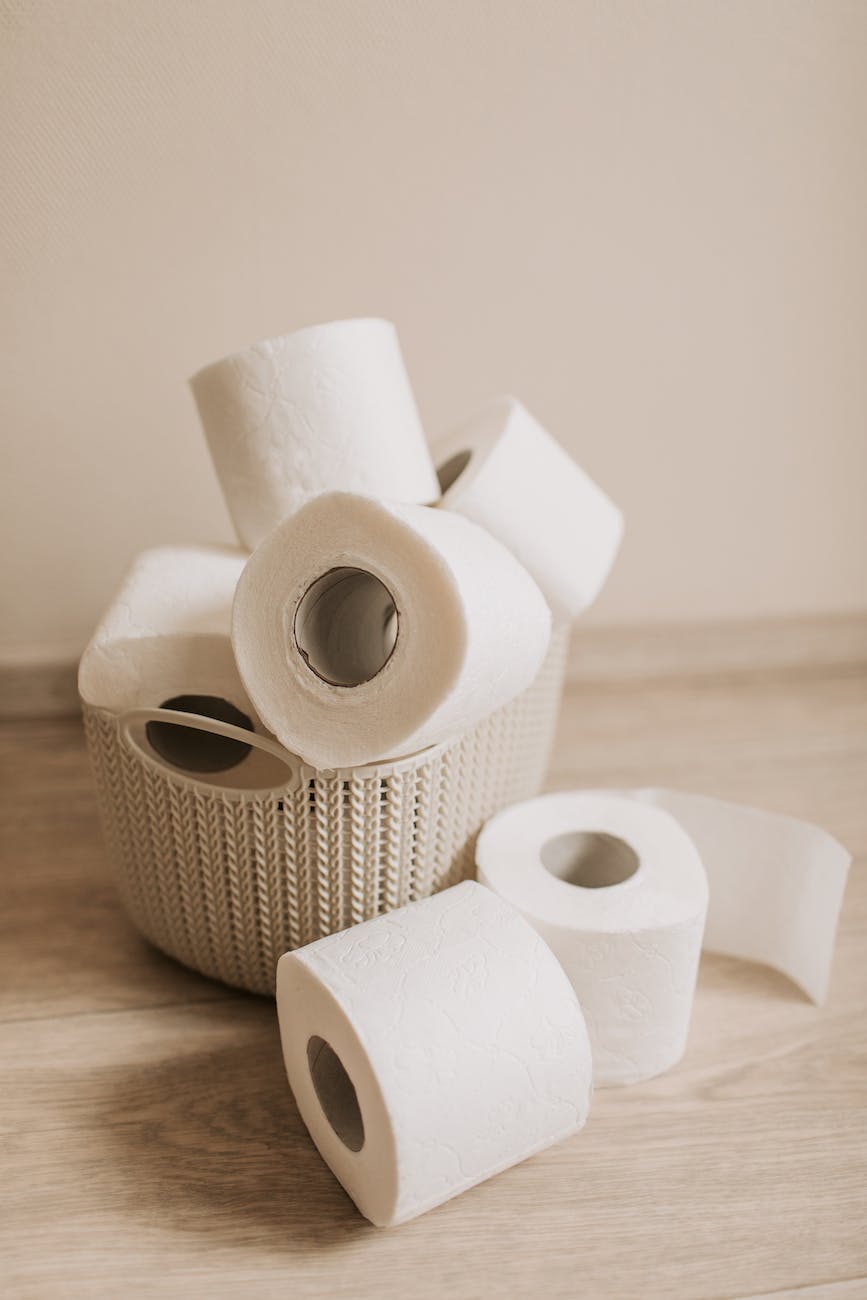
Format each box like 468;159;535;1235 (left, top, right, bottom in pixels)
83;625;569;995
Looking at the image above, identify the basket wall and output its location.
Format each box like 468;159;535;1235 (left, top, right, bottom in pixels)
83;626;569;994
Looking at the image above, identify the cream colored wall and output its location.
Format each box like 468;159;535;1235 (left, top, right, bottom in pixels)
2;0;865;656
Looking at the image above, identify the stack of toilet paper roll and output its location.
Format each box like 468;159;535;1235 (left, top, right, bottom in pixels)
81;317;623;768
78;316;851;1231
79;315;624;979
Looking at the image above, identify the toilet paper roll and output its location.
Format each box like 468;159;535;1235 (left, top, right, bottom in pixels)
232;491;552;768
477;792;708;1085
434;396;623;619
190;318;440;550
477;790;851;1085
276;880;593;1226
78;546;265;772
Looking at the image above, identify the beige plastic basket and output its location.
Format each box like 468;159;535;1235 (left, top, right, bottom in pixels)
83;626;569;995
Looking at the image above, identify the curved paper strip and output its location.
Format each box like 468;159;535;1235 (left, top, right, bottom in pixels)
630;789;851;1004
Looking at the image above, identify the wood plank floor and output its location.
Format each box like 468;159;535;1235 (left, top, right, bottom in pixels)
1;629;865;1299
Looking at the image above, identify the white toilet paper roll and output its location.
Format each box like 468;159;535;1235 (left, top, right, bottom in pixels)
190;318;440;550
477;789;851;1085
434;396;623;619
477;792;708;1086
276;880;593;1226
231;491;552;768
78;545;265;773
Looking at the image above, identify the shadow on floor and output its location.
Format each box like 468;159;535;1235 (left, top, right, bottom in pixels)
698;949;806;1003
95;1000;369;1254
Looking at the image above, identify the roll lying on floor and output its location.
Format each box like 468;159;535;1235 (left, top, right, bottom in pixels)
276;881;593;1226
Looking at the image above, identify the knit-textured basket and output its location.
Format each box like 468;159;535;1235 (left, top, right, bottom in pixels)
83;626;569;995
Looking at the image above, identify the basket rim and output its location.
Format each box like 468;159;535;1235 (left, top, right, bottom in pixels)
82;697;456;787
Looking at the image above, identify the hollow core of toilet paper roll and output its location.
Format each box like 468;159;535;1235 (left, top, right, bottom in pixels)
293;567;399;688
476;792;709;1086
189;318;440;550
433;396;624;620
276;881;593;1226
231;492;552;768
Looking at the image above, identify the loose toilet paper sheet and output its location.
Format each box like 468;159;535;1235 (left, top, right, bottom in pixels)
277;880;593;1226
78;545;253;719
628;788;851;1005
477;789;851;1085
232;491;552;768
190;318;440;550
434;396;623;619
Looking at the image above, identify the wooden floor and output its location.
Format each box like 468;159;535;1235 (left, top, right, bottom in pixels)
2;624;866;1299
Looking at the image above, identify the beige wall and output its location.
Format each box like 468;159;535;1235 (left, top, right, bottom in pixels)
3;0;866;656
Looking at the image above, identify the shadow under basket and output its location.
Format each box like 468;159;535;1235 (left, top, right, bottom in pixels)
82;627;569;995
